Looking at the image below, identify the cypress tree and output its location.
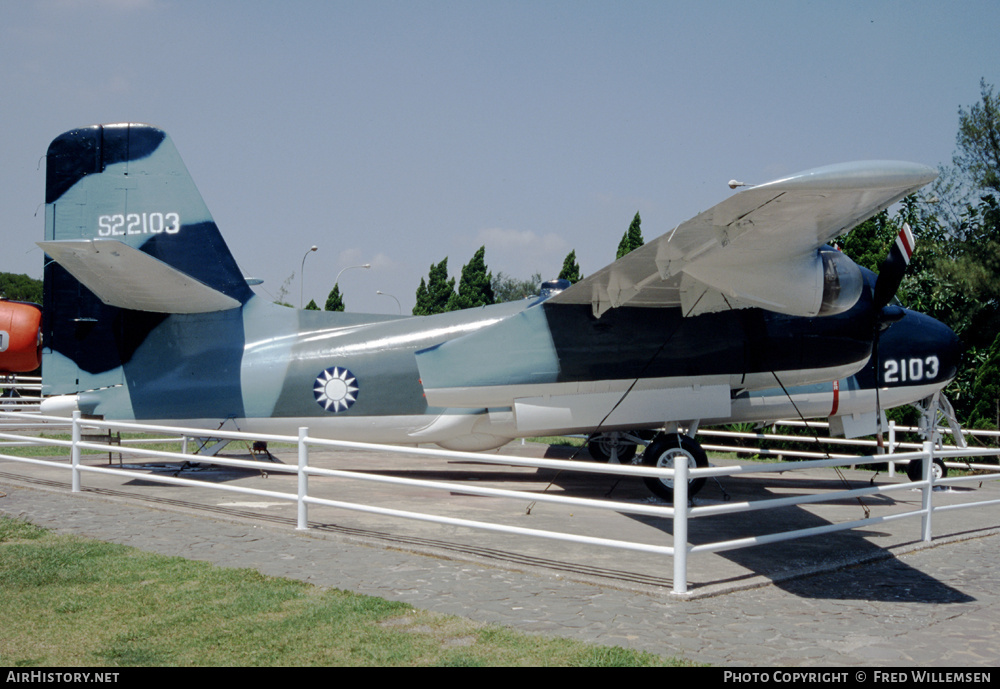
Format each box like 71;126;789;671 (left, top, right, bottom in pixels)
447;246;495;311
324;284;345;312
413;258;455;315
558;250;582;284
413;278;430;315
616;212;645;259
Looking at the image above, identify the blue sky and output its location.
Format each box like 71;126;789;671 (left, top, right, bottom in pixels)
2;0;998;313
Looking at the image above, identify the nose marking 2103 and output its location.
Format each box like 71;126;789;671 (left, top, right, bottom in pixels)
883;355;939;384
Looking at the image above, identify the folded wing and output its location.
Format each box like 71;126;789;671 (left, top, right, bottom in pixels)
547;161;937;318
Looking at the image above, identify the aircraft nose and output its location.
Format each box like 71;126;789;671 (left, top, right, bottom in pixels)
879;309;961;386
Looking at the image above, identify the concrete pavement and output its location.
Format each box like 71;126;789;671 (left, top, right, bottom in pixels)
1;440;999;666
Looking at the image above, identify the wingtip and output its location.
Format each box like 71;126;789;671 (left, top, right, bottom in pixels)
759;160;938;192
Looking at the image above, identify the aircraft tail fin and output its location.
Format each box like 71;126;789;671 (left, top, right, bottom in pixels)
43;123;252;308
41;123;253;395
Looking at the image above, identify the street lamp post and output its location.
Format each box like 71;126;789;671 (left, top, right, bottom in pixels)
333;264;372;310
300;245;318;308
376;290;401;315
336;263;372;285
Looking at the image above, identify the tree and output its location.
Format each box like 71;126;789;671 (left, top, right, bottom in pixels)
558;250;582;284
968;332;1000;429
305;299;319;311
616;212;644;259
933;79;1000;227
325;284;345;312
447;246;495;311
492;271;542;302
836;210;895;273
928;196;1000;347
954;79;1000;197
903;83;1000;428
274;272;295;308
0;273;43;304
413;279;429;314
413;258;455;315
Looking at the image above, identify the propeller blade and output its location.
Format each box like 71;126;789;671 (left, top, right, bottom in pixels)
872;223;916;438
873;223;915;311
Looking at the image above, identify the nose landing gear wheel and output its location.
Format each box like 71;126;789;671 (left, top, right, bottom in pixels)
640;434;708;502
906;457;947;482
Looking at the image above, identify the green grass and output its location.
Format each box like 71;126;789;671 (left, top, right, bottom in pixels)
0;517;693;667
526;436;587;447
0;433;296;460
0;433;179;458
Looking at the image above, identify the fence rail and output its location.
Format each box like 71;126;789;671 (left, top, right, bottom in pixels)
1;409;998;594
0;375;41;412
698;421;1000;477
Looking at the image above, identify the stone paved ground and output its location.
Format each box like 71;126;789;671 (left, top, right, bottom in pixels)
2;474;998;667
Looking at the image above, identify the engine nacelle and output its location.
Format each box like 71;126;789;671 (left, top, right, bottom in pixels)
0;301;42;373
683;247;864;317
817;249;864;316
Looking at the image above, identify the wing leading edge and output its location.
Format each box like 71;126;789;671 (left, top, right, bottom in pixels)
548;160;938;318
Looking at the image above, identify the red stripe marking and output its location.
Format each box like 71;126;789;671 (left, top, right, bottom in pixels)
896;225;915;261
830;379;840;417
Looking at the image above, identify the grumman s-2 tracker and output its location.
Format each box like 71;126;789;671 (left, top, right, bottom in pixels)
0;123;961;500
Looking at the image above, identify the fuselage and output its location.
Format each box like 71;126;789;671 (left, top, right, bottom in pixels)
41;266;960;451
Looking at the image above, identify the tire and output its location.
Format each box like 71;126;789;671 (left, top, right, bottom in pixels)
641;434;708;502
587;432;638;463
906;457;948;482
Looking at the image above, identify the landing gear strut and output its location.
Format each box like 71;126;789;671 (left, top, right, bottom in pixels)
905;392;958;484
587;431;639;463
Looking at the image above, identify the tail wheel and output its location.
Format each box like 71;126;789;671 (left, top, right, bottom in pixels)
641;434;708;502
587;432;638;463
906;457;948;482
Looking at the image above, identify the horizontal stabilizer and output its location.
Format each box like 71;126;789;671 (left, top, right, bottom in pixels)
39;239;241;313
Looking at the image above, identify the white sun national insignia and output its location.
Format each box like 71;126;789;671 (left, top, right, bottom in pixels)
313;367;359;413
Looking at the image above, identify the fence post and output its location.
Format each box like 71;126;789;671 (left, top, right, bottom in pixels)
887;421;896;476
71;411;81;493
672;458;689;595
297;427;309;530
921;440;934;542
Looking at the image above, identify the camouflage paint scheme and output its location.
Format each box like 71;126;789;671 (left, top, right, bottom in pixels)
39;124;959;451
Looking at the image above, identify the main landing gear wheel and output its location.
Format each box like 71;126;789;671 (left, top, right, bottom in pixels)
587;432;638;463
640;434;708;502
906;457;948;482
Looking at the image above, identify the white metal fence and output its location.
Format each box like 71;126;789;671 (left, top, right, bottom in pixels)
0;376;41;412
699;420;1000;478
1;409;998;595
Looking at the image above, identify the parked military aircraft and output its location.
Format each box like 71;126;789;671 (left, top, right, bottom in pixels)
31;123;959;499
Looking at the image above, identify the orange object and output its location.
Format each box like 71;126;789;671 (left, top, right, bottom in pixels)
0;301;42;373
